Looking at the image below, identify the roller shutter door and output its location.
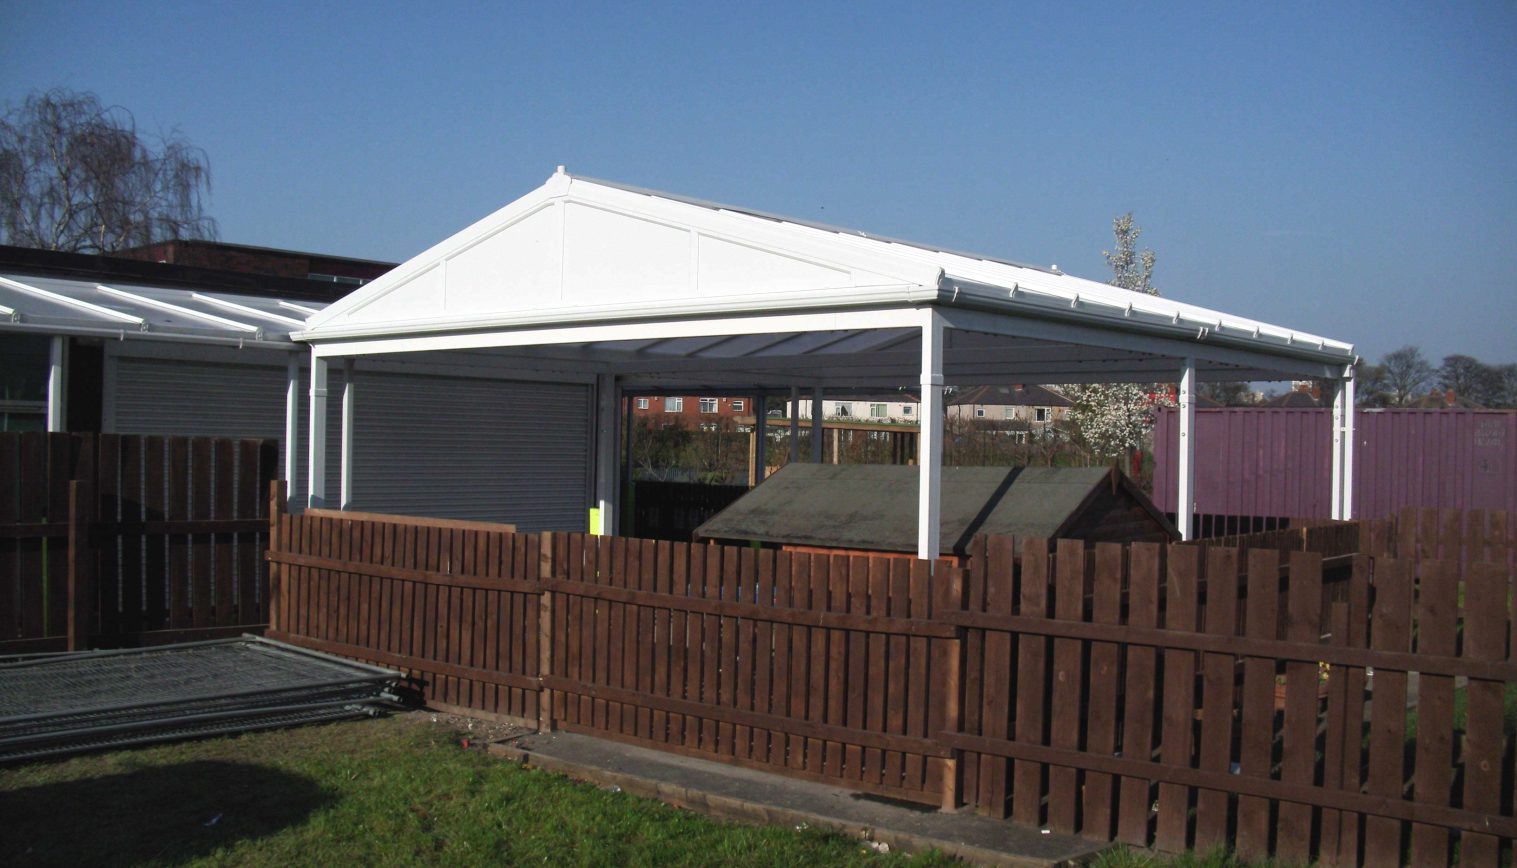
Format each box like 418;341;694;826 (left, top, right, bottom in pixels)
350;372;591;531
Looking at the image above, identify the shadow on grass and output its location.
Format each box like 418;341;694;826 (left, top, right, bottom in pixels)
0;760;334;867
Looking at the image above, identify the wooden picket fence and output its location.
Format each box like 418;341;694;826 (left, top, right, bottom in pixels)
0;431;278;653
265;499;1517;866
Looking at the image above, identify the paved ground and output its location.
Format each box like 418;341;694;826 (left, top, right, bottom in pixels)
488;729;1112;867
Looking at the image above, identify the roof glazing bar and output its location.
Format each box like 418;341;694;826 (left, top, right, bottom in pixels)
192;293;306;328
97;284;260;333
0;275;144;326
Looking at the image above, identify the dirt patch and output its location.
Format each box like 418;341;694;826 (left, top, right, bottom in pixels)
400;709;534;746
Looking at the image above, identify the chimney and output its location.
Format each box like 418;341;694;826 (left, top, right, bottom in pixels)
1446;389;1456;407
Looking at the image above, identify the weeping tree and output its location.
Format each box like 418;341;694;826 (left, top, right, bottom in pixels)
0;88;216;253
1062;213;1173;466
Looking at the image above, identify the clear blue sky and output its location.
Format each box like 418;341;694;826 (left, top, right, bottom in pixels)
4;1;1514;365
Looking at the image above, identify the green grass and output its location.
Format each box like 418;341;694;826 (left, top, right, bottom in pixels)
1090;845;1303;868
0;715;955;867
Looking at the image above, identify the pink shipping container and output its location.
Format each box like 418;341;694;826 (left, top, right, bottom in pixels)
1153;408;1517;524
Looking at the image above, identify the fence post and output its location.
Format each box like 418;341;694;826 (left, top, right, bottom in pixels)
66;480;95;652
267;479;288;633
538;531;556;732
936;563;966;810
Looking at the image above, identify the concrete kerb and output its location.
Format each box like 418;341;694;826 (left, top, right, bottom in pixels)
487;730;1113;867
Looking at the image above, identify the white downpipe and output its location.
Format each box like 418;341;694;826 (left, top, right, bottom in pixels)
308;352;329;509
284;354;300;495
46;336;66;432
1329;379;1344;520
1177;359;1196;541
340;359;355;510
789;386;801;462
917;310;945;560
810;387;824;463
1342;375;1355;519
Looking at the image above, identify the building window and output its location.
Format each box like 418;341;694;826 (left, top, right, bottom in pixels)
975;407;986;418
1004;408;1016;419
1013;431;1029;444
699;422;717;432
731;400;744;412
699;398;718;413
0;334;49;432
1035;407;1049;422
636;398;649;410
833;403;851;417
870;403;887;418
666;397;683;412
902;405;913;416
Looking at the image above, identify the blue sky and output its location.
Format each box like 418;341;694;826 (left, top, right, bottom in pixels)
4;1;1514;365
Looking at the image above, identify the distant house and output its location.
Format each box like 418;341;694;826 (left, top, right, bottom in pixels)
783;393;919;424
695;463;1178;561
945;384;1070;433
630;395;758;430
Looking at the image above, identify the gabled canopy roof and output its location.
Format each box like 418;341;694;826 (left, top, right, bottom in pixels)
296;170;1355;388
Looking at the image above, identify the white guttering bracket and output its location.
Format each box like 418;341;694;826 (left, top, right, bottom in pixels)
97;284;261;333
0;275;144;326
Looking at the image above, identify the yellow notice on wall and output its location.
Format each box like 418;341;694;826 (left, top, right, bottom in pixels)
588;507;603;536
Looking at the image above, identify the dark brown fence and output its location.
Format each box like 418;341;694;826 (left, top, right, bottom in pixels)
266;505;1517;866
0;431;278;653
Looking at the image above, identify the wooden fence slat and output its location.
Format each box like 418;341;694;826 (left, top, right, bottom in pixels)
1275;551;1323;865
863;555;889;785
824;554;848;778
1235;548;1280;861
0;435;20;641
961;535;988;803
189;438;213;630
141;437;167;631
1364;557;1413;868
1193;547;1239;852
753;548;777;765
212;438;236;627
1014;537;1052;828
806;553;831;775
45;433;72;638
1082;542;1124;840
17;433;49;640
1116;541;1160;845
1409;558;1458;867
978;535;1014;817
1460;561;1509;867
1047;538;1085;835
843;555;869;781
1155;544;1199;852
905;558;931;794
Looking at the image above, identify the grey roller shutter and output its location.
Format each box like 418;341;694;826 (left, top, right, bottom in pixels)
350;372;591;532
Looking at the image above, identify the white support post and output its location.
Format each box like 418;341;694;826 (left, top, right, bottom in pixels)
753;394;768;485
917;310;945;560
593;374;618;535
46;336;66;432
340;359;355;510
307;352;329;509
1342;375;1355;519
284;354;300;497
789;386;801;462
1176;359;1196;541
810;388;824;463
1329;379;1344;520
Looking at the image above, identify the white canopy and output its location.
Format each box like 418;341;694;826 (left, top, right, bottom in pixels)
295;169;1360;548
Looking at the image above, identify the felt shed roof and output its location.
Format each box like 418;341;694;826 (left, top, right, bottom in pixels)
694;464;1175;555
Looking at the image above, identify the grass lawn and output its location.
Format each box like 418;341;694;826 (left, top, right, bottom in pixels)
0;713;954;867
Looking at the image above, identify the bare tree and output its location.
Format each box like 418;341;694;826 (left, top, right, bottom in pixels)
0;88;216;253
1379;345;1434;406
1438;354;1503;406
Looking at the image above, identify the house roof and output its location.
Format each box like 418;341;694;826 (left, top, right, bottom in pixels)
694;463;1168;555
948;384;1071;408
293;169;1355;389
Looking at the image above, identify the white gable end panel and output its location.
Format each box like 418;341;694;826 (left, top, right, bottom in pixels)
350;372;591;532
696;234;855;295
563;202;692;305
443;203;563;314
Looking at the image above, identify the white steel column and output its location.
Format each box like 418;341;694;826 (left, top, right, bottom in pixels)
594;374;618;535
1342;375;1355;519
789;386;801;462
917;310;945;560
45;336;66;432
284;354;300;494
810;387;824;463
1176;359;1196;541
340;359;356;510
307;352;329;509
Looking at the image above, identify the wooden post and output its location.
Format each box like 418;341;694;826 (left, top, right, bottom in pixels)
538;531;556;732
936;564;966;810
66;480;95;651
267;479;288;632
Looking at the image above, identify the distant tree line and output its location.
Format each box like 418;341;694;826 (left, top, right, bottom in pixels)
1356;346;1517;408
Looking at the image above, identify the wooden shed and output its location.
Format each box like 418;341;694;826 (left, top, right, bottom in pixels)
694;463;1178;562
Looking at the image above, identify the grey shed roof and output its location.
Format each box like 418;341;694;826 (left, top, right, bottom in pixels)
695;464;1148;556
